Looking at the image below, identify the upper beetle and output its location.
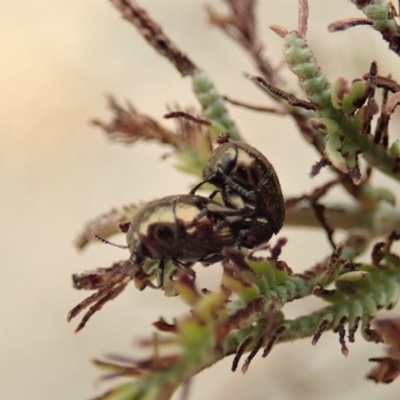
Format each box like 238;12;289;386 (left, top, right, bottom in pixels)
190;141;285;246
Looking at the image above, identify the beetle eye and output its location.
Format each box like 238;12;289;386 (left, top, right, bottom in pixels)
219;153;235;174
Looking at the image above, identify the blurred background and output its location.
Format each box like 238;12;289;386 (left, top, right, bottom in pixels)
1;1;400;399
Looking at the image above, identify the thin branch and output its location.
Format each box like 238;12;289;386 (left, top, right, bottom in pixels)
92;96;182;148
374;92;400;149
362;73;400;93
164;111;211;126
249;75;317;110
269;24;289;38
362;61;378;136
109;0;196;76
298;0;309;38
328;18;375;32
223;95;286;114
349;0;400;56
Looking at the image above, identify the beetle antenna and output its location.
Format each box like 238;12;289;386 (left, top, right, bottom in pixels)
95;235;128;249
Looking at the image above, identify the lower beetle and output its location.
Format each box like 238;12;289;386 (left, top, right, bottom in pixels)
126;194;243;287
190;141;285;245
69;193;248;331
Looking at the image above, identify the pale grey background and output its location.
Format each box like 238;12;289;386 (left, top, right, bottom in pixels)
1;1;400;399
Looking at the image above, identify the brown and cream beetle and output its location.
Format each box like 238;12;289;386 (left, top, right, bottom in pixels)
126;194;248;288
190;141;285;247
69;193;256;331
69;193;260;329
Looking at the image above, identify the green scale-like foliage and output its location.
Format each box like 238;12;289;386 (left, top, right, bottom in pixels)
192;70;241;141
92;246;400;400
282;30;400;184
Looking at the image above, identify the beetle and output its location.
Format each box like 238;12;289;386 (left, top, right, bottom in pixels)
125;193;250;288
190;141;285;246
69;193;252;331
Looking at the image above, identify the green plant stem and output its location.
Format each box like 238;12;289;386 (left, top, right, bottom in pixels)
103;259;400;400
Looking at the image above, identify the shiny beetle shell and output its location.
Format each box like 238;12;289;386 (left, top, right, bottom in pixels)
195;141;285;238
126;194;238;267
68;195;243;330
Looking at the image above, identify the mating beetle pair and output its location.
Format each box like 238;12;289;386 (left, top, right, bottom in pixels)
69;141;285;330
125;141;285;288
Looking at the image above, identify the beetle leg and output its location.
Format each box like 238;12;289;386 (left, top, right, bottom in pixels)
138;259;166;290
233;183;257;202
209;190;220;200
200;252;224;265
189;180;206;195
155;259;165;289
213;214;245;232
171;259;196;282
215;161;258;203
205;202;243;215
194;200;237;220
173;259;193;268
143;280;160;289
172;267;196;282
187;268;196;281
